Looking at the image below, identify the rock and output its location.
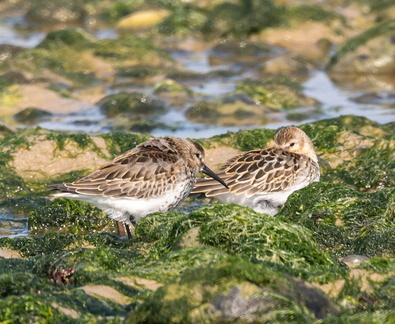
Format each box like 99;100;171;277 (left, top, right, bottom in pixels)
98;92;167;118
14;107;52;125
36;28;95;50
152;79;193;107
0;71;29;84
15;85;92;115
116;9;171;33
236;77;320;110
341;255;369;268
186;94;275;126
259;52;312;76
25;0;86;25
257;21;343;60
208;41;274;66
328;20;395;74
126;258;339;323
0;44;25;62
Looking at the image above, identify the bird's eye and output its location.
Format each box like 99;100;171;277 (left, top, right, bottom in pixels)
290;143;295;147
195;153;201;158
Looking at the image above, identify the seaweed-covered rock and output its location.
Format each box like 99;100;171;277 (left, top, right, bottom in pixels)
0;115;394;322
13;107;52;125
92;36;171;66
202;0;283;38
328;19;395;74
236;77;320;110
0;44;25;62
127;258;339;323
25;0;86;25
136;204;342;281
153;79;193;107
36;28;95;50
186;94;273;126
98;92;167;118
259;52;312;76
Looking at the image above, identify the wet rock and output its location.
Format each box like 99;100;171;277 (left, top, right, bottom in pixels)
153;79;193;107
15;85;92;115
352;91;395;107
14;107;52;125
92;36;172;67
186;94;274;126
36;28;95;50
117;65;164;79
259;52;312;76
0;44;25;62
258;21;343;60
0;71;29;84
208;40;275;66
236;77;320;110
341;255;369;268
98;92;167;118
202;0;283;38
25;0;86;25
328;20;395;74
152;6;206;36
116;9;171;33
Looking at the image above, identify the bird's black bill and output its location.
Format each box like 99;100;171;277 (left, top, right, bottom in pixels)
202;164;228;189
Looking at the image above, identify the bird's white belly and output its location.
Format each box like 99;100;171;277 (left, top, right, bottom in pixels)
215;180;314;216
54;182;190;224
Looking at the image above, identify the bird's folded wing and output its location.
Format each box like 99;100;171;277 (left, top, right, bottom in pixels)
192;148;309;197
53;150;183;199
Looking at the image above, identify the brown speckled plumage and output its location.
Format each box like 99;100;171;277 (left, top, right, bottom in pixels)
191;126;320;215
51;137;227;236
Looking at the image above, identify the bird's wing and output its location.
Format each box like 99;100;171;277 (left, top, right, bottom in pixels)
52;148;186;199
192;148;312;197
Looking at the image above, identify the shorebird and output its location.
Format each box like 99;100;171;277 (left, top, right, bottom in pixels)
50;137;228;238
191;126;320;215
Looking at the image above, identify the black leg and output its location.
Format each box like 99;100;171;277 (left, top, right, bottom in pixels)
125;224;132;239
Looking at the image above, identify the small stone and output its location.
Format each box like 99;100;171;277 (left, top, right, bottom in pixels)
14;107;53;125
341;255;370;268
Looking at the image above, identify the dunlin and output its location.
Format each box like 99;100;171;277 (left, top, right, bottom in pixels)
50;137;228;237
191;126;320;215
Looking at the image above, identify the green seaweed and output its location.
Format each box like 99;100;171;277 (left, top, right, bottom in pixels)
127;256;337;324
46;133;96;151
29;198;115;236
280;183;395;258
93;35;171;63
202;0;284;38
0;295;65;323
286;4;347;25
101;131;149;158
135;204;343;282
36;28;95;50
335;144;395;191
155;6;206;36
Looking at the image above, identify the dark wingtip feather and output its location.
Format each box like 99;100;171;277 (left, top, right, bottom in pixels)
49;183;76;193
